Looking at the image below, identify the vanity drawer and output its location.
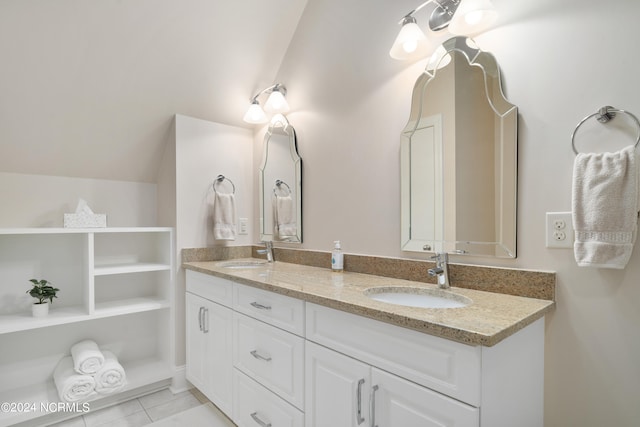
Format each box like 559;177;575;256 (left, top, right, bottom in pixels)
233;370;304;427
233;282;305;335
305;303;482;406
186;270;234;308
233;312;305;409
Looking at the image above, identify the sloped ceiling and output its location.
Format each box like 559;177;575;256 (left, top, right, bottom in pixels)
0;0;307;183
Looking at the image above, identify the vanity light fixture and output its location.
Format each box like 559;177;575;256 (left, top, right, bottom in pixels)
243;83;290;124
448;0;497;35
389;0;497;60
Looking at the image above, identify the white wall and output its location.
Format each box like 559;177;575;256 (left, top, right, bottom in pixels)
0;0;307;184
171;115;254;365
273;0;640;425
0;172;157;227
175;115;254;250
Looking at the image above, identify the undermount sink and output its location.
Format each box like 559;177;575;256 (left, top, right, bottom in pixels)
365;286;472;309
219;260;268;269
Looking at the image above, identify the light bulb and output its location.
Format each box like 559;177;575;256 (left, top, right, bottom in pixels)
464;11;484;26
403;39;418;54
264;89;290;113
448;0;498;36
389;17;433;60
243;102;268;124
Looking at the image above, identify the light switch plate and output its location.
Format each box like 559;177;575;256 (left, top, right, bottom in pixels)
546;212;573;248
238;218;248;235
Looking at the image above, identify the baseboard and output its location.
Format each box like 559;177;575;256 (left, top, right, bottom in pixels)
170;365;191;394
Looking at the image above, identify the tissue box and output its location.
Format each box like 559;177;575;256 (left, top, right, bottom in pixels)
63;213;107;228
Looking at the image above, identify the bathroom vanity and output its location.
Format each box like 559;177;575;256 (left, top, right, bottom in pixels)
184;259;553;427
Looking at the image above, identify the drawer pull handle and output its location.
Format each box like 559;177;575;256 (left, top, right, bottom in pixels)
250;412;272;427
370;385;379;427
356;378;365;425
250;350;272;362
198;307;204;331
250;301;272;310
202;307;209;333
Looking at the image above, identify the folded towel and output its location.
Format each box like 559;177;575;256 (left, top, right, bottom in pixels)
274;194;296;238
572;145;639;268
94;351;127;394
71;340;105;374
213;192;236;240
53;356;96;403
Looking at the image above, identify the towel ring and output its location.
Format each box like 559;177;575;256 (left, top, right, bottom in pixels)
213;174;236;194
571;106;640;155
273;179;291;197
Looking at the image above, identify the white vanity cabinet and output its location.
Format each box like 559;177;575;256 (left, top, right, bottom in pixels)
185;271;233;415
306;341;478;427
305;341;371;427
232;283;305;427
233;312;305;409
306;303;544;427
184;270;545;427
185;272;304;427
0;228;175;427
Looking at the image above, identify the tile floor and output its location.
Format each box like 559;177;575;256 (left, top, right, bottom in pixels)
49;388;222;427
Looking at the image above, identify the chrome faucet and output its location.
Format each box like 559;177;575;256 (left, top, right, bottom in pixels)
257;241;274;263
428;252;450;289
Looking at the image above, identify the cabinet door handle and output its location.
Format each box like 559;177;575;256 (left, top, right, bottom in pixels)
250;412;272;427
198;307;204;332
370;385;379;427
202;307;209;333
250;350;272;362
250;301;272;310
356;378;365;425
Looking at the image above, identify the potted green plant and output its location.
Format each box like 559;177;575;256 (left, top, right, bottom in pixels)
27;279;59;317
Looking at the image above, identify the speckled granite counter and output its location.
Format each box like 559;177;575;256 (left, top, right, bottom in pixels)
183;258;554;347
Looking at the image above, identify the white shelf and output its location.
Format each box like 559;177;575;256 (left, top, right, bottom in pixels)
0;306;88;335
0;357;174;427
0;227;173;235
94;297;170;316
0;298;170;335
94;263;171;276
0;227;175;426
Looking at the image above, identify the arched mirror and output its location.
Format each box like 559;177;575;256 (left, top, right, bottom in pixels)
400;37;517;257
259;115;302;243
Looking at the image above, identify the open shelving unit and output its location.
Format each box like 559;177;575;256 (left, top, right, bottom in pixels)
0;227;175;427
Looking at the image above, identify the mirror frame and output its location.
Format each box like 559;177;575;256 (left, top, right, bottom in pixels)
400;37;518;258
259;115;303;243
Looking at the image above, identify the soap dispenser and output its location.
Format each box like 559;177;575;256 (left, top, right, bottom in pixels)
332;241;343;272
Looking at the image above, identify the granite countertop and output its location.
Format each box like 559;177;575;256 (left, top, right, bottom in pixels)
183;259;555;347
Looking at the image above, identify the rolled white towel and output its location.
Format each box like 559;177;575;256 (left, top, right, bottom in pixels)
94;351;127;395
53;356;96;403
71;339;105;374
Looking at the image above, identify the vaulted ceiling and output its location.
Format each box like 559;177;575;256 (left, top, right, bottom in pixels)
0;0;308;183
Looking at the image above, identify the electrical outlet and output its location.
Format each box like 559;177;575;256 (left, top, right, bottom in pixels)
546;212;573;248
238;218;248;235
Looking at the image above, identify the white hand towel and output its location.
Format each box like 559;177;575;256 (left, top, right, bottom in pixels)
274;194;297;238
572;145;639;268
71;339;105;375
213;192;236;240
94;351;127;394
53;356;97;403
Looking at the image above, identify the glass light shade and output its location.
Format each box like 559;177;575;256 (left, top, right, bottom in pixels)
448;0;498;35
389;21;432;60
243;102;268;124
264;90;290;113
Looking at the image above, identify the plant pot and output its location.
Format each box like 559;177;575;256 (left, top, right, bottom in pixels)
32;302;49;317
